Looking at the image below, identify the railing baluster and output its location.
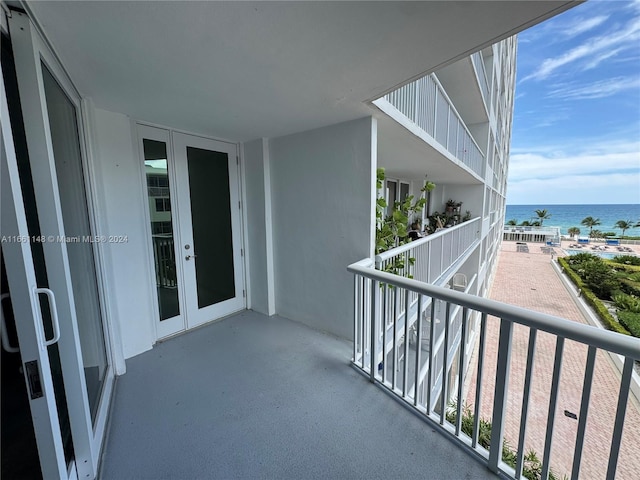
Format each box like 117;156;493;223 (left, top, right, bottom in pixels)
382;284;387;384
370;278;378;383
515;328;537;477
426;298;436;414
472;312;488;448
440;302;451;425
571;345;596;480
488;319;513;473
403;285;410;397
541;337;565;480
353;275;360;363
455;307;468;436
392;287;398;390
606;357;634;480
414;295;423;406
361;276;367;368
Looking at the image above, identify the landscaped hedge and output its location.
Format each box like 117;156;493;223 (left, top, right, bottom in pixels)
557;257;630;336
612;255;640;266
619;311;640;337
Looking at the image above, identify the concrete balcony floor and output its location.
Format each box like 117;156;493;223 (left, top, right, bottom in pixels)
100;311;497;479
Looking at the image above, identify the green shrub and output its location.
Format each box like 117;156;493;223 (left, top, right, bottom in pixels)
566;252;599;267
620;279;640;297
581;262;618;298
446;403;564;479
613;294;640;313
612;255;640;266
618;311;640;337
558;257;630;336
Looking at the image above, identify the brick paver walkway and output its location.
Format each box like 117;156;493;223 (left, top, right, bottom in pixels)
464;241;640;479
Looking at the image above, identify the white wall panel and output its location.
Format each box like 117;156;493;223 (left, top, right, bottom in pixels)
244;138;270;315
91;108;155;359
270;117;375;339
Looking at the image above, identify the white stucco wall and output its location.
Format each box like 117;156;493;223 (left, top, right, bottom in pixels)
269;117;375;340
243;138;270;315
91;108;155;359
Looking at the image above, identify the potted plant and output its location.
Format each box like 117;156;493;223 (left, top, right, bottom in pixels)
446;199;456;213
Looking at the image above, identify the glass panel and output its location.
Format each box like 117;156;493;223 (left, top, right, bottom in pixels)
386;180;397;217
42;65;107;423
186;146;235;308
4;35;73;468
400;183;410;202
143;139;180;321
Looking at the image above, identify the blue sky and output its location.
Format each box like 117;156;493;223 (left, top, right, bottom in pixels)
507;0;640;205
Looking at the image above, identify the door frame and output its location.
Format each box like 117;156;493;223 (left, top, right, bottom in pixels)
1;51;74;480
136;124;187;338
8;10;115;477
136;123;247;340
173;131;246;329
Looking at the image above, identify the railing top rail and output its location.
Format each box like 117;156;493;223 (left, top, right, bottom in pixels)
347;261;640;359
375;217;481;263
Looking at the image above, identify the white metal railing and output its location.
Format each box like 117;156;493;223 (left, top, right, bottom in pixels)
348;261;640;480
152;234;177;287
471;52;490;107
384;74;485;177
376;218;481;285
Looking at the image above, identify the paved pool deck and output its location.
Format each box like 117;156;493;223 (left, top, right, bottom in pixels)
465;240;640;480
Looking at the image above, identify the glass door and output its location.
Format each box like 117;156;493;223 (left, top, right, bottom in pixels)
173;133;245;328
7;10;114;478
1;59;72;480
137;125;186;338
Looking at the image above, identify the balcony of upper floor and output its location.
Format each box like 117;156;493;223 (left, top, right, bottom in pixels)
373;71;489;186
434;49;493;127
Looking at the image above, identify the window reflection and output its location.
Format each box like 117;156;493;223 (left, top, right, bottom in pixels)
143;140;180;320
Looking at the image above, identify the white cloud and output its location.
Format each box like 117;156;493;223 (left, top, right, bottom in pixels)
547;76;640;100
562;14;610;37
507;172;640;205
508;141;640;183
522;16;640;81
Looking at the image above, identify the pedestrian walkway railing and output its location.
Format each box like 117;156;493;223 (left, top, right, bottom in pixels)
348;260;640;480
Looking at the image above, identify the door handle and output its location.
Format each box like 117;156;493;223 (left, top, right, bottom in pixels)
185;254;197;261
35;288;60;347
0;293;19;353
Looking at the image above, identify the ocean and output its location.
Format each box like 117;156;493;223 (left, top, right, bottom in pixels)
504;204;640;237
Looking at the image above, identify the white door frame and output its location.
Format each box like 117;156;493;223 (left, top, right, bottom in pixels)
9;11;114;478
173;132;245;329
137;125;246;339
136;124;187;338
1;54;75;480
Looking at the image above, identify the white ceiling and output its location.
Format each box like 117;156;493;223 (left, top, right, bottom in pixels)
25;1;578;142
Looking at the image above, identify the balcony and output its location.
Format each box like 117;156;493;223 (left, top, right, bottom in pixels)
99;311;497;479
348;261;639;479
471;52;491;108
374;74;485;178
376;218;481;286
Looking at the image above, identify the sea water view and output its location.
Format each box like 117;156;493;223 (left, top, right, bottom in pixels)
505;204;640;237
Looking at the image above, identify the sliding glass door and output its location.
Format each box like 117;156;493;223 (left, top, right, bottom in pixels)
4;11;114;478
